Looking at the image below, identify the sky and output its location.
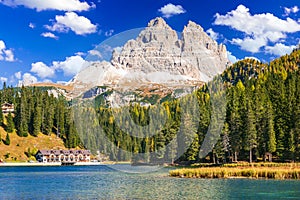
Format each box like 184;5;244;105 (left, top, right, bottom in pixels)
0;0;299;86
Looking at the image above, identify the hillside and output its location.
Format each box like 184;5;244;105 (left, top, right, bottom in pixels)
0;126;66;162
72;48;300;164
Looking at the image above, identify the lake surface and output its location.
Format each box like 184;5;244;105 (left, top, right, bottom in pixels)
0;165;300;199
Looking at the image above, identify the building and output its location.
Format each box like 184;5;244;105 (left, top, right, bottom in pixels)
36;149;91;163
1;102;14;113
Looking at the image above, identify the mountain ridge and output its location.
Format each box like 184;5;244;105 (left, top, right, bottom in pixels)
67;17;229;98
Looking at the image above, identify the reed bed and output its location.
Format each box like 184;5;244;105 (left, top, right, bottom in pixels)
191;162;300;168
170;167;300;179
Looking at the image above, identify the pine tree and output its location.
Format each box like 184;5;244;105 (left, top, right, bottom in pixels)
15;87;28;137
265;101;276;154
32;92;42;137
6;112;14;133
0;104;3;126
245;99;257;163
4;133;10;145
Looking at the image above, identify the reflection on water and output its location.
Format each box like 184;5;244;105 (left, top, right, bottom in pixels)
0;165;299;199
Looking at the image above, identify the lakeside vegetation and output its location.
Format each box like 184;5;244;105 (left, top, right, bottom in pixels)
169;162;300;179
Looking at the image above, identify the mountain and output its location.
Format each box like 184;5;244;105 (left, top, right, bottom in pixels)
67;17;229;98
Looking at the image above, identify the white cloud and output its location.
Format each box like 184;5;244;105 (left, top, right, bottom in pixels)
231;37;266;53
88;50;102;58
45;12;97;35
29;22;35;29
14;71;21;79
41;32;58;39
158;3;186;18
105;29;114;37
4;49;14;61
227;51;239;63
206;28;219;40
284;6;299;16
0;0;94;12
19;73;38;86
0;77;8;83
75;52;86;56
265;43;296;56
214;5;300;53
0;40;15;62
30;62;55;79
53;55;88;76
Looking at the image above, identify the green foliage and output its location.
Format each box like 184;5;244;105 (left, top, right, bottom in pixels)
3;133;10;145
0;48;299;164
6;112;14;133
24;147;38;158
0;104;3;126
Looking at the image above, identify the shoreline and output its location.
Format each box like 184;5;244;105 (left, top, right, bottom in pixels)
0;162;104;167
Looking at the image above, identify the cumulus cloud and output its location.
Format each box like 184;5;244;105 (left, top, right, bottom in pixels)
206;28;219;40
41;32;58;39
53;55;88;76
0;0;94;12
231;37;266;53
30;62;55;79
14;71;21;79
265;43;296;56
18;73;38;86
214;5;300;53
0;40;15;62
45;12;97;35
227;51;239;63
158;3;186;18
284;6;299;16
29;55;88;79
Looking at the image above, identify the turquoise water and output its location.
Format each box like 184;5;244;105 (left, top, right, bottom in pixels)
0;165;300;199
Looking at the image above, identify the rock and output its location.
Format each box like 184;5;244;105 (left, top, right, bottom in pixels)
68;17;229;98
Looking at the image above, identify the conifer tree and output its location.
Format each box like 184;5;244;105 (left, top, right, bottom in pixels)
0;105;3;126
6;112;14;133
265;101;276;154
245;99;257;163
4;133;10;145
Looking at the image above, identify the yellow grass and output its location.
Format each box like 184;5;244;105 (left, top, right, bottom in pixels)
0;126;66;162
170;166;300;179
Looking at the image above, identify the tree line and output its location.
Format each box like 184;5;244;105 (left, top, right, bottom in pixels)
0;85;81;149
0;49;299;163
77;49;300;163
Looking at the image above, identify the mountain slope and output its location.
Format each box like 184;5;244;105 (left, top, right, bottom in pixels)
68;17;229;98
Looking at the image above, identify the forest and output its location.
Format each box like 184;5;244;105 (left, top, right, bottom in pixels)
0;48;299;164
75;48;300;164
0;85;81;149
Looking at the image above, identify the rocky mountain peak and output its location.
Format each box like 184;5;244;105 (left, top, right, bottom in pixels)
68;18;230;98
147;17;169;28
185;20;204;32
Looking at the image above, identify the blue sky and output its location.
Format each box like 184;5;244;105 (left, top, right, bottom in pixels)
0;0;299;86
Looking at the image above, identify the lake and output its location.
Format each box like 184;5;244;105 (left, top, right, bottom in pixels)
0;165;299;199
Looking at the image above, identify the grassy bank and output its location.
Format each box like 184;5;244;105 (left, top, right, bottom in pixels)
170;164;300;179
